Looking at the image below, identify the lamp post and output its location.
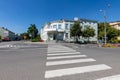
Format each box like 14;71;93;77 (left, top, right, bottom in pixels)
100;4;111;45
100;9;107;44
100;10;107;44
103;10;107;45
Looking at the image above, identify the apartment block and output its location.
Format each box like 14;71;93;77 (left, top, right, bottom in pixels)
41;18;98;42
0;27;15;41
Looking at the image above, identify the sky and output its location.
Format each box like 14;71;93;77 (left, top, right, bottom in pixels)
0;0;120;34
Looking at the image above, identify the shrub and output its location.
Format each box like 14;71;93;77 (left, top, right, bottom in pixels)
118;40;120;43
0;36;1;42
40;39;44;42
110;38;119;43
0;36;1;39
31;36;40;42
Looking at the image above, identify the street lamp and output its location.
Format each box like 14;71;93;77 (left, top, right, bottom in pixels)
100;10;107;44
100;4;110;44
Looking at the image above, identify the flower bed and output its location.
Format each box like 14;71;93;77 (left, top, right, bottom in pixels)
40;39;44;42
102;44;120;48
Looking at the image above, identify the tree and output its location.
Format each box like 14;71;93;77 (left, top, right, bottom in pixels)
27;24;38;39
0;35;2;42
20;32;29;40
0;35;1;39
107;27;119;42
70;21;82;42
98;23;111;40
98;23;119;43
82;26;95;42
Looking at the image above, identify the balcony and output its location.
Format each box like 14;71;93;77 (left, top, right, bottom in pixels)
44;28;65;32
44;28;56;32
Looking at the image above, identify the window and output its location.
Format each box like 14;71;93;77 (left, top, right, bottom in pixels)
65;33;68;38
50;26;52;28
47;26;50;28
65;24;69;29
118;24;120;27
53;25;57;28
58;24;61;29
70;24;73;28
84;25;88;29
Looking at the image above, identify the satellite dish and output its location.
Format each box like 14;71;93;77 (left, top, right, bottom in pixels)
74;17;79;21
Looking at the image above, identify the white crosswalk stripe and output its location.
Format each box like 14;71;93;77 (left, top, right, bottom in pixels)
45;44;112;79
46;58;96;66
96;74;120;80
47;55;87;60
47;50;76;53
45;64;111;78
47;52;80;56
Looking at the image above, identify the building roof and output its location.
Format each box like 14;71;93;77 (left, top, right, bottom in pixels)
41;18;98;28
109;21;120;23
0;27;15;34
109;21;120;26
51;19;75;23
79;18;98;23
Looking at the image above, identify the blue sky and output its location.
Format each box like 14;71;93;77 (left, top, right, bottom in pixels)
0;0;120;34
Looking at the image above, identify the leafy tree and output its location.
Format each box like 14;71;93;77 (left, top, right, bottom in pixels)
107;27;119;42
0;35;2;42
27;24;38;39
98;23;111;40
70;21;82;42
20;32;29;40
118;30;120;36
0;35;1;39
98;23;120;43
82;26;95;42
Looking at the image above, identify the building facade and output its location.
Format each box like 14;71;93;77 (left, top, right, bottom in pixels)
0;27;15;41
41;18;98;42
109;21;120;40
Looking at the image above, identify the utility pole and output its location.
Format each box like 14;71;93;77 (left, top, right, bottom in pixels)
104;10;107;45
100;4;110;44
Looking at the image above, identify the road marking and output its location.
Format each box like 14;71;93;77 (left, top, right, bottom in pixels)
48;48;73;49
48;50;76;53
47;52;80;56
47;55;87;60
45;64;112;78
46;58;96;66
96;74;120;80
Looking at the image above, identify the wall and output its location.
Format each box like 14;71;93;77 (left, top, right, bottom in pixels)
40;19;98;42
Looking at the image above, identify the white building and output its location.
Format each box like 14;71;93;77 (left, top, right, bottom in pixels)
0;27;15;41
40;18;98;42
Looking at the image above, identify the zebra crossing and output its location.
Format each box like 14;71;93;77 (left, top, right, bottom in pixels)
96;74;120;80
44;44;120;80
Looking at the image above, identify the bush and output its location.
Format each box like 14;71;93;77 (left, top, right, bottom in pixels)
40;39;44;42
110;38;119;43
0;36;1;39
31;36;40;42
0;36;1;42
118;40;120;43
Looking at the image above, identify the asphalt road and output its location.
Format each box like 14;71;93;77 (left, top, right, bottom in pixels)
0;41;48;80
1;42;120;80
62;43;120;80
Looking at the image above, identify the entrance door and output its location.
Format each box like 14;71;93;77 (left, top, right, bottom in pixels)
53;33;56;40
57;33;63;40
